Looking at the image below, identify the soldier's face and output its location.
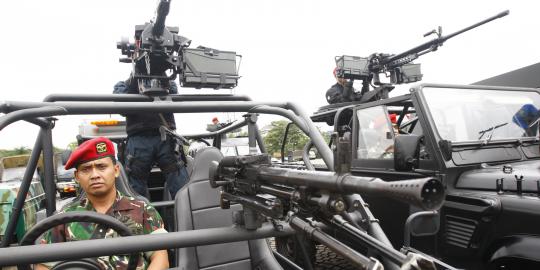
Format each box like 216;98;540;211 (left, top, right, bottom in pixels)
335;75;347;86
75;157;119;197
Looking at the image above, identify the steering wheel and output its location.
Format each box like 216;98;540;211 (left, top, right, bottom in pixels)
18;211;140;270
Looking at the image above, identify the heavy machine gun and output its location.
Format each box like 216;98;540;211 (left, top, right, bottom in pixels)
210;154;448;270
332;10;509;104
117;0;240;95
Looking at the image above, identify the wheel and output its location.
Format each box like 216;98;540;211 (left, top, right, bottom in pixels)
275;235;316;267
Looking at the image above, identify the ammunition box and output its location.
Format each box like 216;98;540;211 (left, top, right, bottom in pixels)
335;55;370;80
181;47;239;89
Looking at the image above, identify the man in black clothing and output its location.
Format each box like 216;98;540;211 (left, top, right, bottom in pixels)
325;67;361;104
113;77;189;199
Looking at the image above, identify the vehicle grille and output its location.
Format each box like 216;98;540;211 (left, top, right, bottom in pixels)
445;215;477;248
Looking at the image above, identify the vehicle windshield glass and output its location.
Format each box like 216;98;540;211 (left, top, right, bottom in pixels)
1;167;38;182
237;145;250;155
356;106;395;159
57;166;75;181
422;87;540;142
221;146;237;157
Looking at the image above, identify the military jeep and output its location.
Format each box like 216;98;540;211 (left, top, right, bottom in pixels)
310;83;540;269
0;155;46;243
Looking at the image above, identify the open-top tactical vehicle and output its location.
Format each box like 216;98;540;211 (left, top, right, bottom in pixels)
0;87;455;270
0;1;467;269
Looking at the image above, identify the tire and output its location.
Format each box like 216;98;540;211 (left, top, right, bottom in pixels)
272;237;358;270
275;235;316;267
314;245;358;270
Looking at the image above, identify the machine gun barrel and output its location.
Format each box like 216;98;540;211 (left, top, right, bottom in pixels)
257;166;445;211
152;0;171;37
382;10;509;68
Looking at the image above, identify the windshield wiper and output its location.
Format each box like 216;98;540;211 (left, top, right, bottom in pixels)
478;122;508;142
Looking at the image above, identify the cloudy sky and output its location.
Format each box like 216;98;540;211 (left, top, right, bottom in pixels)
0;0;538;149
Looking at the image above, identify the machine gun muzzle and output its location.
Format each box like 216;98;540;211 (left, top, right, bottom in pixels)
338;175;444;211
255;167;445;211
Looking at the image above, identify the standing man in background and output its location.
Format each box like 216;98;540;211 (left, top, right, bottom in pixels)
326;67;361;104
113;76;189;199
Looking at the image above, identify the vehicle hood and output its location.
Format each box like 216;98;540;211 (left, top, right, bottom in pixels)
456;160;540;192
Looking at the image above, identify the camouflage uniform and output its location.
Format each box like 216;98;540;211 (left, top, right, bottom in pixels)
39;191;166;270
0;178;45;243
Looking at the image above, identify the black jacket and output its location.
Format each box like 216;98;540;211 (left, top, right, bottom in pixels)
113;78;177;136
325;82;360;104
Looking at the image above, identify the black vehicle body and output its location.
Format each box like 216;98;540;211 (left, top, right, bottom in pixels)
310;83;540;269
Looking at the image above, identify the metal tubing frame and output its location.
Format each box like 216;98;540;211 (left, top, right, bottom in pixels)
290;216;381;270
254;122;267;154
403;210;438;247
271;250;304;270
41;127;56;217
0;97;333;250
0;223;294;266
280;122;294;163
247;114;258;155
345;195;400;270
332;215;407;266
42;93;252;102
183;117;249;139
302;140;315;171
0;100;333;166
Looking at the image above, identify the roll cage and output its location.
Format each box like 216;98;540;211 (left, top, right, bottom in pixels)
0;93;332;267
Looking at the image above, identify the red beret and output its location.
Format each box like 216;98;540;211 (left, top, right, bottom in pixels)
389;113;397;124
65;137;115;170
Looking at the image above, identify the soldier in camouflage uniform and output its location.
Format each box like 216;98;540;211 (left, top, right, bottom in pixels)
36;137;169;270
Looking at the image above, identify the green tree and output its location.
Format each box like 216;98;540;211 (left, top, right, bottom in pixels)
0;146;32;158
67;141;79;151
263;120;309;157
12;146;31;155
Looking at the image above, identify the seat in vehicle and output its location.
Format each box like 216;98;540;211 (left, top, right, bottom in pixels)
174;147;282;270
115;162;150;204
162;155;194;202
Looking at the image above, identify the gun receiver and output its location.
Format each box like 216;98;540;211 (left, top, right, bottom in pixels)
211;154;445;211
117;0;240;95
210;154;444;269
334;10;509;104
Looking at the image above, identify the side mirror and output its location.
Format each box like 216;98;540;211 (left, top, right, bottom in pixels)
394;134;422;171
61;150;72;166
